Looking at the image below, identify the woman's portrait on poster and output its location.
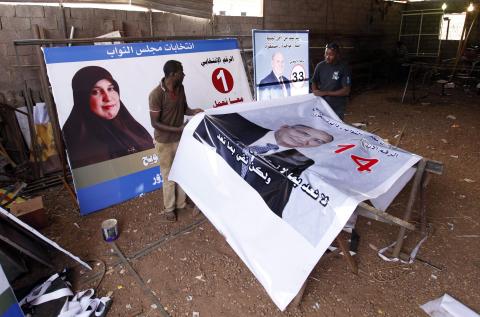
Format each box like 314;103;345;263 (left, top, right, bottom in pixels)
62;66;154;169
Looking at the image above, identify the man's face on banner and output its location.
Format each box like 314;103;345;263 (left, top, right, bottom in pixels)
89;79;120;120
271;52;285;77
275;125;333;148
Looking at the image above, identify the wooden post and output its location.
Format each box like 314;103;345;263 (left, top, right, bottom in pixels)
32;25;70;183
336;235;358;275
420;173;431;235
392;159;426;258
14;46;42;179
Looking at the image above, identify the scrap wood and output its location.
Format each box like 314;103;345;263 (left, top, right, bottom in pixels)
0;141;16;167
58;175;79;209
394;124;407;147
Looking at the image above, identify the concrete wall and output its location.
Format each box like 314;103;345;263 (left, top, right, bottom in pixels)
0;1;405;104
0;4;261;105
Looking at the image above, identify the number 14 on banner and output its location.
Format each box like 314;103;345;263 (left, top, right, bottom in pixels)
335;144;379;172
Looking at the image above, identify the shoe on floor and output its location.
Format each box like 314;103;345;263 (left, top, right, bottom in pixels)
192;206;201;217
164;211;177;222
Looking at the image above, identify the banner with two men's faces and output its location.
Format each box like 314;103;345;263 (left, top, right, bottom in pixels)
43;39;251;214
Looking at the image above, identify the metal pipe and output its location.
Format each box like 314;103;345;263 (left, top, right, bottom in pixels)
13;35;252;46
14;46;43;178
149;8;154;37
416;13;424;55
32;25;69;181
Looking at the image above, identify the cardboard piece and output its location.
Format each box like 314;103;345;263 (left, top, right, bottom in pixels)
10;197;48;229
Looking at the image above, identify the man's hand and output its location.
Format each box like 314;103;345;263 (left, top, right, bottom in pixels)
186;108;204;116
313;90;330;97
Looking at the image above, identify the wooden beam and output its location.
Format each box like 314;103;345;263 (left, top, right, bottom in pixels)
356;202;416;231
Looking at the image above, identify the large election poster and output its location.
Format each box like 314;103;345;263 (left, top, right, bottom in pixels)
253;30;309;101
170;94;422;310
43;39;252;215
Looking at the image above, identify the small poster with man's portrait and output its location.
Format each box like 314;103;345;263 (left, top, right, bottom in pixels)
253;30;309;101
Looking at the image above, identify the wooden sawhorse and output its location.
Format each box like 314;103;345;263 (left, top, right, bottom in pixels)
290;158;443;308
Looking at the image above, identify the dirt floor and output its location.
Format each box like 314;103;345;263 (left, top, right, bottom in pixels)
18;84;480;316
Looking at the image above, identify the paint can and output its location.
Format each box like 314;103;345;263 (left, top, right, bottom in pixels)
101;219;118;242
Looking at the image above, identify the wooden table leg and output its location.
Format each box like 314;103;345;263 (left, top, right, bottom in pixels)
420;173;431;235
336;236;358;275
290;280;307;308
392;159;426;258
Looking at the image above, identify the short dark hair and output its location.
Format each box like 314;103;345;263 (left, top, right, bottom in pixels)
163;60;182;77
326;42;340;52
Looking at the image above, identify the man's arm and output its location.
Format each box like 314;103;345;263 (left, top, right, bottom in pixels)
312;84;350;97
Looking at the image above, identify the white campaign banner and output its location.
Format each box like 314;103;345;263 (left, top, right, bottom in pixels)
170;94;422;310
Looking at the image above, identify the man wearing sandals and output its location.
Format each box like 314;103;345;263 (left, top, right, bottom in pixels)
149;60;203;221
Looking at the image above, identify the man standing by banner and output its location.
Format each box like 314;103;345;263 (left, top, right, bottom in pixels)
311;43;352;120
149;60;203;221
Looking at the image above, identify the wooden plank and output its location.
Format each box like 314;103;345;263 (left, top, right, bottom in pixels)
425;159;443;175
356;202;416;231
392;159;427;257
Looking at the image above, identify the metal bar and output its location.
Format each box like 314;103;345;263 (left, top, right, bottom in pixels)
33;25;70;183
416;13;424;56
402;11;443;16
149;8;154;37
392;159;427;258
112;242;170;317
398;14;404;41
13;35;251;46
399;33;440;37
129;217;206;260
11;64;40;68
15;44;42;179
59;4;68;38
401;64;412;103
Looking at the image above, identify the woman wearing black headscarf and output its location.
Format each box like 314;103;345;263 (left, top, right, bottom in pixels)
62;66;154;169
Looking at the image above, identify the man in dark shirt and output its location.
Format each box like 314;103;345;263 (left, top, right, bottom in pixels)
311;43;352;120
